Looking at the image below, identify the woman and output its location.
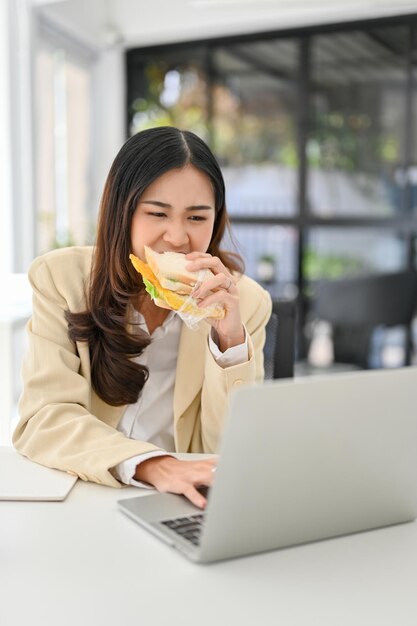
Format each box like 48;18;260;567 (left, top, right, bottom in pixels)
13;127;272;508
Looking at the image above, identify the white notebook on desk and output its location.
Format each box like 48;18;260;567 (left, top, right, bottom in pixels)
0;446;78;501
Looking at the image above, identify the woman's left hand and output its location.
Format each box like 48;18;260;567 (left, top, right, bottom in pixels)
186;252;245;351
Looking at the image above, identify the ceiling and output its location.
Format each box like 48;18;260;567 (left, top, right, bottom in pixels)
32;0;417;51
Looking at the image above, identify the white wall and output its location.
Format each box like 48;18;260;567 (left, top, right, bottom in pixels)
0;0;13;274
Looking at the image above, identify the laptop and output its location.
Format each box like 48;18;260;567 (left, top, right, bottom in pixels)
0;446;78;501
118;366;417;563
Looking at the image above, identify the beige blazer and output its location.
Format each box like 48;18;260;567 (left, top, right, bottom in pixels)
13;247;272;488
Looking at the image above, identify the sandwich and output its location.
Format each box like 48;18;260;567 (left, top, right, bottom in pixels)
129;246;225;320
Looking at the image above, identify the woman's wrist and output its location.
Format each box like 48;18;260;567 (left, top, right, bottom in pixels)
134;455;174;485
217;325;245;352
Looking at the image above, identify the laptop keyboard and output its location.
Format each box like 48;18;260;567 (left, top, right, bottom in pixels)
161;514;205;546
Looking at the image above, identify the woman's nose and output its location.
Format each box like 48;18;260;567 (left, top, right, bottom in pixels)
162;222;189;247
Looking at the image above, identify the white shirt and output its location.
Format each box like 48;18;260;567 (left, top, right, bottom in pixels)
112;310;248;486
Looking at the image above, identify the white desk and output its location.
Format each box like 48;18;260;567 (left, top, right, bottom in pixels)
2;476;417;626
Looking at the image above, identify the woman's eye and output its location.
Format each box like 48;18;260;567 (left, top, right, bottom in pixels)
188;215;207;222
148;212;167;218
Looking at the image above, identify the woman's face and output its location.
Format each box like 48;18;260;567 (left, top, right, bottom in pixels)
131;164;216;260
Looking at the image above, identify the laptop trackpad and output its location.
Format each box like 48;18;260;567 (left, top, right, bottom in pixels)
118;492;202;523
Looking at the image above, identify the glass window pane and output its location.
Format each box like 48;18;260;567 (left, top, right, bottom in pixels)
35;43;56;253
225;224;298;299
308;27;408;217
127;47;209;139
303;226;412;371
213;40;299;218
35;39;93;254
66;59;92;246
304;228;407;282
410;26;417;214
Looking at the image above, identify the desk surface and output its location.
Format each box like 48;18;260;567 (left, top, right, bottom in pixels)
2;471;417;626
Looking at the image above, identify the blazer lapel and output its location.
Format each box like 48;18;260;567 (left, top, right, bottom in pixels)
173;321;208;423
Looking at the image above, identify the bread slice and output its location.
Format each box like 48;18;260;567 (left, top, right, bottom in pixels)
144;246;214;294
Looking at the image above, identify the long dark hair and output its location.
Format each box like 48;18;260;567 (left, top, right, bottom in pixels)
66;126;244;406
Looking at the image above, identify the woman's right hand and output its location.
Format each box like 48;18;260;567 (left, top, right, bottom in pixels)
134;455;217;508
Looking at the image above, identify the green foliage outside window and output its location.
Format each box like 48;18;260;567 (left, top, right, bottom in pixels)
130;63;297;167
130;63;209;140
308;110;400;172
303;249;368;281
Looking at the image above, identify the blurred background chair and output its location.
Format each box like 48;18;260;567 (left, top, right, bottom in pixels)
307;270;417;370
264;300;296;379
